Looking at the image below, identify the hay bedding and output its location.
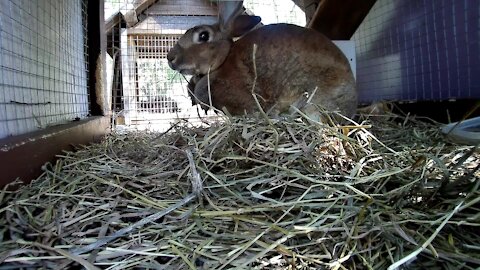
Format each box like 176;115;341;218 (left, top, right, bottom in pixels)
0;113;479;269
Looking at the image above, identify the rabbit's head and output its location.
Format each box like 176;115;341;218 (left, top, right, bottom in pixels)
167;1;260;76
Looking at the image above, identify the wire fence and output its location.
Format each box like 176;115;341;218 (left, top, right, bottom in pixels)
0;0;90;139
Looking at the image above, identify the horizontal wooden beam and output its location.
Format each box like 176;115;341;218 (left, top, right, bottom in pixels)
308;0;376;40
145;4;217;16
0;117;110;189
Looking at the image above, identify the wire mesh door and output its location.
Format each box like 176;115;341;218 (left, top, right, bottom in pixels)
120;34;212;129
133;35;183;114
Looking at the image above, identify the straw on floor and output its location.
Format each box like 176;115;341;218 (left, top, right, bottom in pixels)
0;112;479;269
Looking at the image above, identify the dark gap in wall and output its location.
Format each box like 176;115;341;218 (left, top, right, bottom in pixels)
393;99;480;123
87;0;104;116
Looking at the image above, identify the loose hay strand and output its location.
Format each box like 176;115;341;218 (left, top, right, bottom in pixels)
387;201;464;270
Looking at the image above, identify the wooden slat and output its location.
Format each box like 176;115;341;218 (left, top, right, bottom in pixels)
106;13;123;34
131;15;217;34
307;0;376;40
134;0;159;14
123;0;158;26
303;0;320;24
113;0;218;27
145;4;217;16
0;117;110;189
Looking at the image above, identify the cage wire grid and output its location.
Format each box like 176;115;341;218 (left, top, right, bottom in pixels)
352;0;480;103
0;0;90;139
105;0;306;131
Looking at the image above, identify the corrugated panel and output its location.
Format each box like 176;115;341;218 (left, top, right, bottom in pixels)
0;0;89;139
352;0;480;103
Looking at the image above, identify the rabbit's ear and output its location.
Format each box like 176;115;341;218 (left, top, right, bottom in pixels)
230;15;261;37
217;0;244;33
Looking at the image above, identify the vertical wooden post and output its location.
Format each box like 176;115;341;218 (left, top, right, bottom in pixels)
121;30;137;125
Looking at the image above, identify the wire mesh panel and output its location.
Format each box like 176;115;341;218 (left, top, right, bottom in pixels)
120;33;195;127
352;0;480;103
0;0;90;139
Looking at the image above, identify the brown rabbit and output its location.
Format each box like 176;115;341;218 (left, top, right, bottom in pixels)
167;1;357;121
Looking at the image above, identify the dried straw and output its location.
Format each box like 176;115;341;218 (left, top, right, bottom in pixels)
0;112;479;269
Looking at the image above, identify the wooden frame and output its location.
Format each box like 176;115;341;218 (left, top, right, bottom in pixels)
0;117;110;188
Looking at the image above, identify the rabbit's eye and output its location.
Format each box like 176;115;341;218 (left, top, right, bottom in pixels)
198;31;210;42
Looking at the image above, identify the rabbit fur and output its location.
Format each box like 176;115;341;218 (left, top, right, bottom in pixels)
168;1;357;121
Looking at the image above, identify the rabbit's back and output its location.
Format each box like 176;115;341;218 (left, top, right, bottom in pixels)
203;23;357;118
233;23;351;71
